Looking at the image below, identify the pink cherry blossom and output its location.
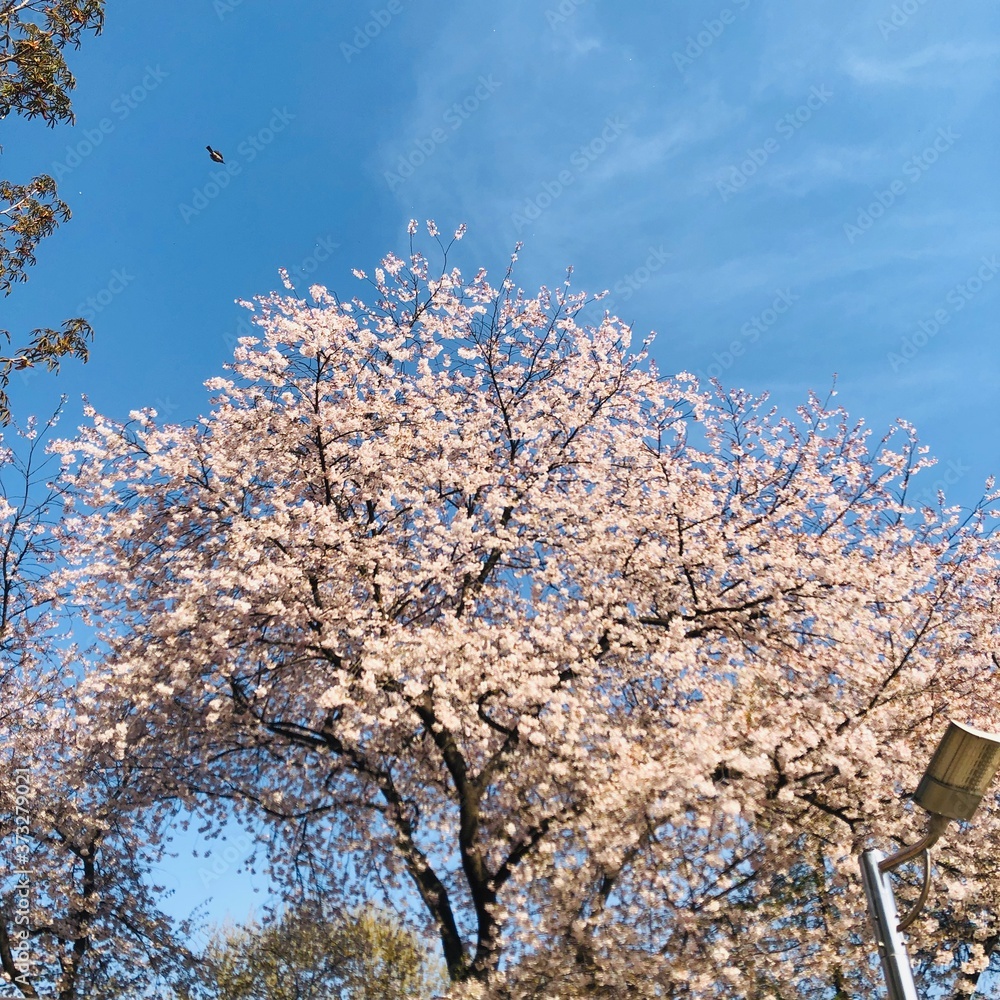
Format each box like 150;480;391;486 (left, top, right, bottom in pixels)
0;409;196;999
54;232;1000;998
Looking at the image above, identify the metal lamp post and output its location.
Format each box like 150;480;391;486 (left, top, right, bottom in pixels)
860;721;1000;1000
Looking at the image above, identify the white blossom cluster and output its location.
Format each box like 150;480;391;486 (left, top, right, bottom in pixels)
18;224;1000;998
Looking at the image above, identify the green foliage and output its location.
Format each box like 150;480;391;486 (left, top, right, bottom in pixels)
0;1;104;423
187;905;446;1000
0;174;70;294
0;1;105;125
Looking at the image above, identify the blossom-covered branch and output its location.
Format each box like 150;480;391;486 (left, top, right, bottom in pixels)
56;224;1000;998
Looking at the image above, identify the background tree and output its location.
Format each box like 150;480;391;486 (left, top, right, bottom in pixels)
0;409;195;999
184;904;445;1000
57;224;1000;999
0;1;105;423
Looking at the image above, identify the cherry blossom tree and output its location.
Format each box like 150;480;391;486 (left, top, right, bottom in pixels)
0;410;196;999
56;224;1000;998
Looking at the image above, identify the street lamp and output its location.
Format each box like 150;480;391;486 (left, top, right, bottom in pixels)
860;721;1000;1000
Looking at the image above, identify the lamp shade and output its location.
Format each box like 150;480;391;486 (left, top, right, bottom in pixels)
913;721;1000;821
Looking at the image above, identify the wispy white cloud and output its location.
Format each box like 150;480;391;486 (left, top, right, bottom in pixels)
546;21;602;59
843;42;1000;85
359;0;1000;512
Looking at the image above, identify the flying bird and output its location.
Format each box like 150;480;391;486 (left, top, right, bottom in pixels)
206;145;225;164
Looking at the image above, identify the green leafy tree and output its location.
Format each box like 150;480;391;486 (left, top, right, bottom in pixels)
0;1;105;423
188;906;446;1000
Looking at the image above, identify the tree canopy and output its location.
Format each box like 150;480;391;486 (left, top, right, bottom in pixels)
47;224;1000;998
185;905;445;1000
0;1;104;423
0;409;196;1000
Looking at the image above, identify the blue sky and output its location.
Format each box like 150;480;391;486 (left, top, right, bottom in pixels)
4;0;999;934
